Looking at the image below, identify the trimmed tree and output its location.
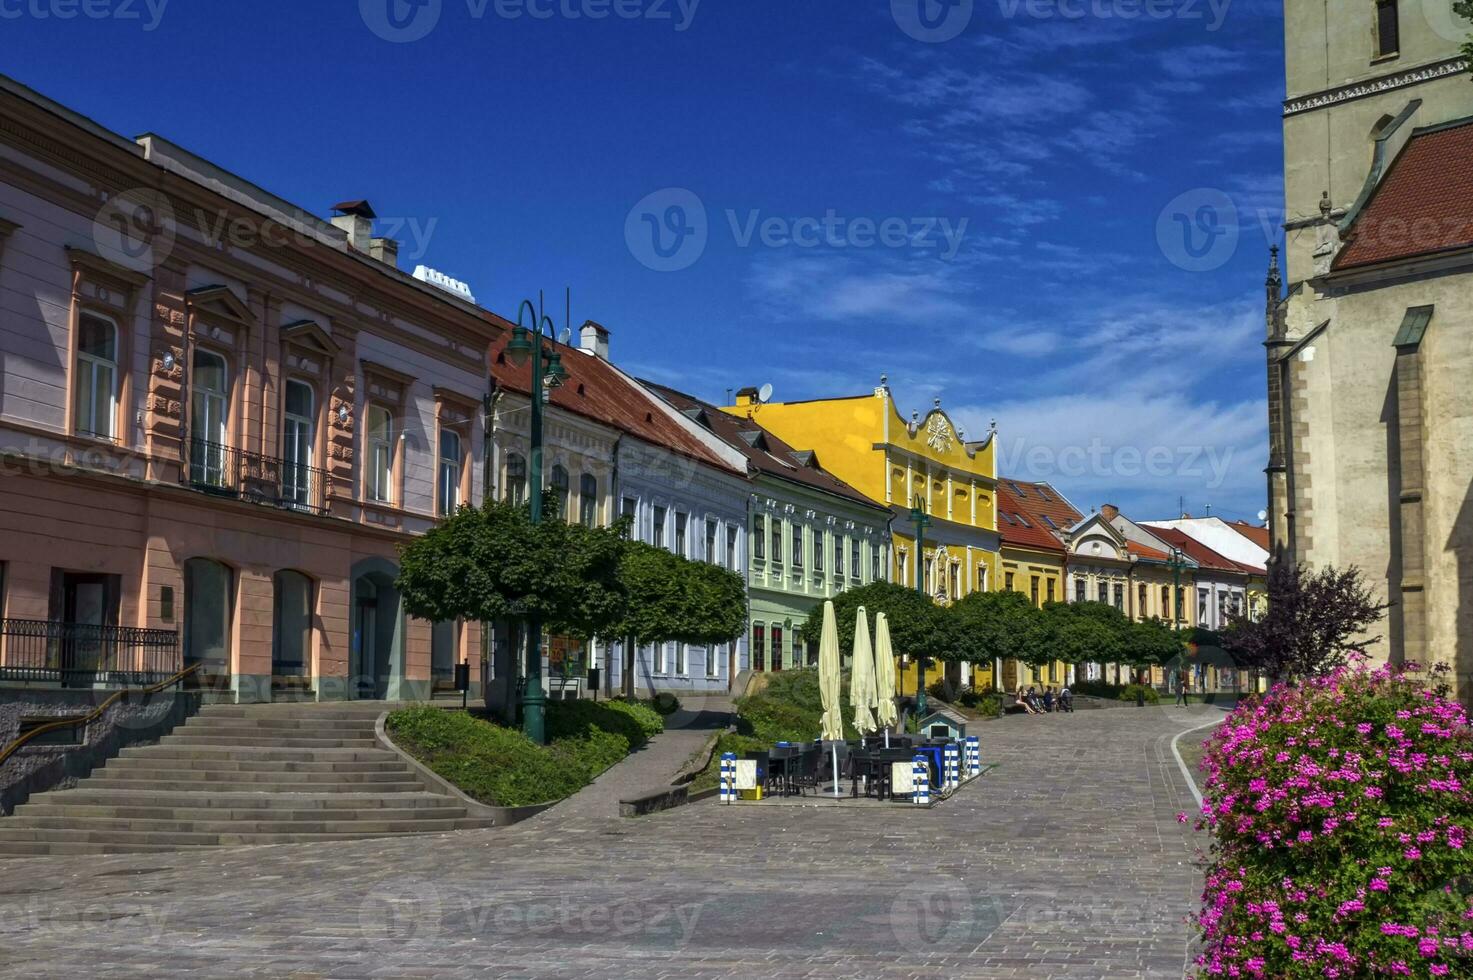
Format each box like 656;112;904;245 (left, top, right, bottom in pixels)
1221;561;1389;682
396;500;626;638
603;540;748;698
953;590;1053;690
817;581;945;661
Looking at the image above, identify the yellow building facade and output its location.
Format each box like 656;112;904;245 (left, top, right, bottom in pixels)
724;383;1001;692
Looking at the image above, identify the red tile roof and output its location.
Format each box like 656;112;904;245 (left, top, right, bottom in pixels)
1335;119;1473;271
1148;526;1255;575
1227;520;1271;552
484;322;740;475
1000;479;1084;536
644;383;888;513
997;482;1069;554
1126;540;1171;562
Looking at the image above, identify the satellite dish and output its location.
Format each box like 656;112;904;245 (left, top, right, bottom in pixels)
557;327;572;344
758;383;774;404
1257;510;1268;523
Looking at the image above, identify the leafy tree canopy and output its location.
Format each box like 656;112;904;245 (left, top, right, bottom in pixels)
814;582;947;661
1221;562;1388;681
396;501;625;637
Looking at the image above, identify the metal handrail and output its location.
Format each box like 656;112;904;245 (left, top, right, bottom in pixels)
0;663;202;769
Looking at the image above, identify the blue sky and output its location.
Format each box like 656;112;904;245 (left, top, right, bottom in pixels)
4;0;1286;523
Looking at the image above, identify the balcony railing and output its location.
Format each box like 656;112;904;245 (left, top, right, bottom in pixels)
187;439;328;515
0;619;181;687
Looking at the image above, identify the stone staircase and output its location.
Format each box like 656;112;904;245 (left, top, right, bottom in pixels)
0;702;495;856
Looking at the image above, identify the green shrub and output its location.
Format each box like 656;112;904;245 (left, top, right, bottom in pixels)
386;703;651;808
1073;679;1129;699
1117;683;1160;704
651;692;681;716
547;698;662;746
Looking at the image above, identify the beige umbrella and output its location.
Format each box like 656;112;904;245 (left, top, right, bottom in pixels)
850;605;878;735
818;600;844;741
875;612;899;739
817;600;844;796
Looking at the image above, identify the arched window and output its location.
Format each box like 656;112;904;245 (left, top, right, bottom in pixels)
438;428;462;516
190;349;229;487
282;380;314;507
505;452;527;505
549;464;570;518
272;570;312;677
74;313;118;440
366;404;394;503
579;473;598;527
183;558;232;669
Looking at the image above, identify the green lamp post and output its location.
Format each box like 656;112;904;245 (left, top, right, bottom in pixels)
503;293;570;744
909;495;932;718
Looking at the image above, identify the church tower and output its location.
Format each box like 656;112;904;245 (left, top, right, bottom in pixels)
1271;1;1473;701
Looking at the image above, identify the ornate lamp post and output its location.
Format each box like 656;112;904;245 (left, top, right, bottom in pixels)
1165;546;1189;691
909;495;933;717
503;293;570;744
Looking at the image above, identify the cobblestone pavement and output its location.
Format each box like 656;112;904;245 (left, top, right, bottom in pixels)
0;704;1221;980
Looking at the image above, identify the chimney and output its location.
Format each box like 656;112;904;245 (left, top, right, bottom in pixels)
578;319;610;359
369;236;399;269
330;200;376;255
734;386;761;407
1100;504;1120;522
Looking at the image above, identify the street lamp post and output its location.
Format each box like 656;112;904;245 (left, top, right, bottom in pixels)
1166;547;1189;691
503;293;570;744
909;496;932;718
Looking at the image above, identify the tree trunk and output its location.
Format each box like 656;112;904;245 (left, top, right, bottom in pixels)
622;634;636;699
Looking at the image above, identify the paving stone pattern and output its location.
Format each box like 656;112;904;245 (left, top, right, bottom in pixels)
0;704;1220;979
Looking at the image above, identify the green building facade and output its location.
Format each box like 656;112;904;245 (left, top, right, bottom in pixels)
647;385;893;673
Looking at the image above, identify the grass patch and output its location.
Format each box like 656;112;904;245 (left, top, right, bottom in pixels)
386;700;663;808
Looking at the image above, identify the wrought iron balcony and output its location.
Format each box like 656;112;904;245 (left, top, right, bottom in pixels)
186;439;328;515
0;619;180;687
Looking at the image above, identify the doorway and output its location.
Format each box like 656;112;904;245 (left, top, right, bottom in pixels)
349;559;403;701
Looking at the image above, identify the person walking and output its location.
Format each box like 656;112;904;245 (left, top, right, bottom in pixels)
1174;668;1187;706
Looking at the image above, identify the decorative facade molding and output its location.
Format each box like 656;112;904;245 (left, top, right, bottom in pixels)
1284;58;1468;116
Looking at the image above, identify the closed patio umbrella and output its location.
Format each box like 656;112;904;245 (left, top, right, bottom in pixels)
850;605;878;735
817;600;844;795
874;612;899;742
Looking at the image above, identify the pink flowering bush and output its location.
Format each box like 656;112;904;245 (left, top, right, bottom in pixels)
1192;659;1473;978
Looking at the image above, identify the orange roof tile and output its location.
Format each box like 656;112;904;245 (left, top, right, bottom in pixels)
1335;119;1473;271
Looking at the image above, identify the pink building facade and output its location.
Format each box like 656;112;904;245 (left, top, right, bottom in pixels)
0;76;498;702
